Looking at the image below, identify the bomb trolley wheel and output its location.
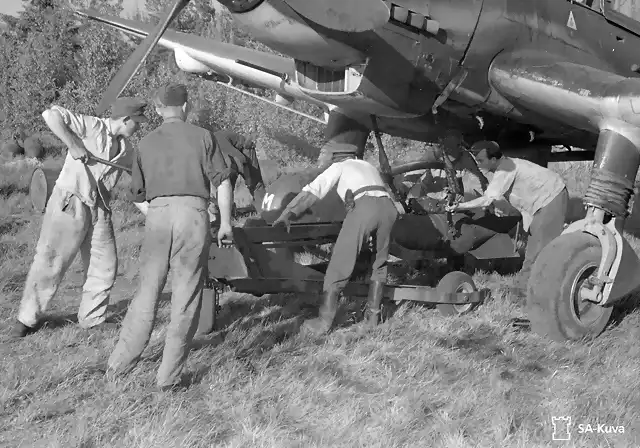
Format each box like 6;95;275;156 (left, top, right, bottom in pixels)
435;271;479;316
526;232;614;342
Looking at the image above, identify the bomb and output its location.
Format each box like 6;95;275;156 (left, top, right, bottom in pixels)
255;168;521;257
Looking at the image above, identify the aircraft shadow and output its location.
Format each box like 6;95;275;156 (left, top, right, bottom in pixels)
269;129;321;161
608;292;640;328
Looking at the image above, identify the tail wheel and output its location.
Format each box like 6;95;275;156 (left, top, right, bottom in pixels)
436;271;479;316
526;232;614;342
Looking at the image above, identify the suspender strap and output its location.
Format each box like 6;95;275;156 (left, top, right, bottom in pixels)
352;185;388;197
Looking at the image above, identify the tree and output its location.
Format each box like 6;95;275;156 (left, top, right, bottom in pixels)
0;0;328;165
0;0;81;134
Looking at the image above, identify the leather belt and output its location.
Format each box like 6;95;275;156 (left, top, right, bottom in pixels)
344;185;389;212
351;185;388;197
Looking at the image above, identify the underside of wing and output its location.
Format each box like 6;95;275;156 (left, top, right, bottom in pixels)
76;10;332;120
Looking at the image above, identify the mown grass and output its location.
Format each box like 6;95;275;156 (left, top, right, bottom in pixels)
1;155;639;447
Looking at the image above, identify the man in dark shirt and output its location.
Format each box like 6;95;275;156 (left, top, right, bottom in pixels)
209;129;266;220
107;83;233;391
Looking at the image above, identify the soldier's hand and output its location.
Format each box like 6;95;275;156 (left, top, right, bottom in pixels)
217;222;233;247
492;207;505;217
272;211;293;233
69;144;89;164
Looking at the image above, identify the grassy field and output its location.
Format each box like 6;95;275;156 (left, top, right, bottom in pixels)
1;153;639;448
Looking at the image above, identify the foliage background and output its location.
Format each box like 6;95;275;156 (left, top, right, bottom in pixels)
0;0;419;173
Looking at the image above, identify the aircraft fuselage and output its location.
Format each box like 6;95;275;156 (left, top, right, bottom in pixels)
219;0;640;151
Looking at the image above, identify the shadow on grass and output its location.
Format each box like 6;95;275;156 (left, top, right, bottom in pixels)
434;324;551;379
27;292;174;332
608;291;640;328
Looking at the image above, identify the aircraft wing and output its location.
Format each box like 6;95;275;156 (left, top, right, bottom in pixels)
75;10;331;123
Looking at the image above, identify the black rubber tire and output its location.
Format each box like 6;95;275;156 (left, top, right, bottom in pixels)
436;271;479;316
526;232;614;342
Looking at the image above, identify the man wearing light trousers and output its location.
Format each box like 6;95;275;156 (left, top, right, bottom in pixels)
10;97;148;340
107;83;234;391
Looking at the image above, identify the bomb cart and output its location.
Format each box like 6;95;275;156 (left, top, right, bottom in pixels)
196;161;524;336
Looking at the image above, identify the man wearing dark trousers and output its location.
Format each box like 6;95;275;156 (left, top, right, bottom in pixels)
107;83;234;391
208;129;266;221
447;140;568;295
273;148;398;336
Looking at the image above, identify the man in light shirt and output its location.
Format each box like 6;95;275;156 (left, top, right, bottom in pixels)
273;148;398;335
447;140;568;294
10;97;147;340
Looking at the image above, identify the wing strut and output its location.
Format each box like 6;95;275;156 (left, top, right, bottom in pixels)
95;0;191;115
370;115;410;213
431;69;468;115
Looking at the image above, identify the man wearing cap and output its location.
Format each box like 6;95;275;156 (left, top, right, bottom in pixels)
272;148;398;336
10;97;148;340
446;140;568;295
107;83;234;391
208;129;266;223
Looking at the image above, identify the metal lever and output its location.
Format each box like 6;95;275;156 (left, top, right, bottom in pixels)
432;68;468;115
370;115;410;213
88;154;132;173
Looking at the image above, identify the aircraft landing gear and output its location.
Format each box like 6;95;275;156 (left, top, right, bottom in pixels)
527;130;640;342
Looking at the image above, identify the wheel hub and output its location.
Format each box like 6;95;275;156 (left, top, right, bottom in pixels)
453;281;474;313
571;263;607;326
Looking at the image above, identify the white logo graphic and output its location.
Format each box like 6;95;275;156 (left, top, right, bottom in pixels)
567;11;577;30
261;192;275;211
552;416;572;441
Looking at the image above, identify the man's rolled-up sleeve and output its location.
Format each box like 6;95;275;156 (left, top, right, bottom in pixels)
484;168;516;202
226;130;247;150
301;163;342;200
205;133;233;188
46;105;91;139
129;148;147;202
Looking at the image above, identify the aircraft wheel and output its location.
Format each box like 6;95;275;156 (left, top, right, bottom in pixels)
436;271;479;316
526;232;613;342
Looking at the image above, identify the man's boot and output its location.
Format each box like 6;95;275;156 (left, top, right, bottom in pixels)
301;288;340;336
364;280;384;327
8;320;38;340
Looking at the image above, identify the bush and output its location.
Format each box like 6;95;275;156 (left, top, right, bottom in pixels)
1;141;23;158
0;0;416;175
23;135;44;159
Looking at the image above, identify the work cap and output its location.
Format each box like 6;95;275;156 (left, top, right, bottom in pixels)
470;140;500;153
110;97;148;122
153;83;188;107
